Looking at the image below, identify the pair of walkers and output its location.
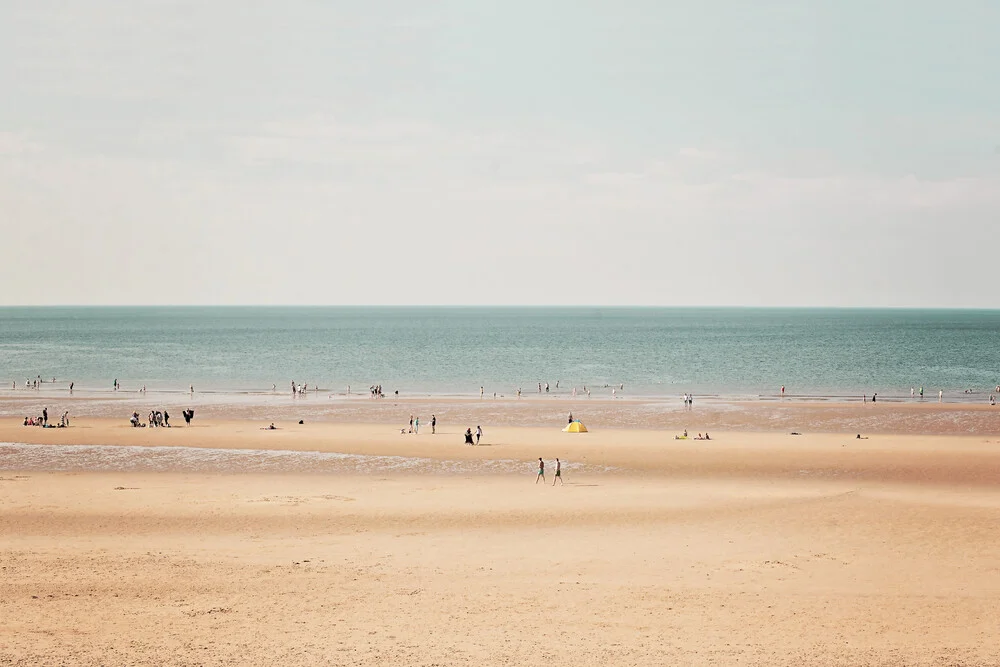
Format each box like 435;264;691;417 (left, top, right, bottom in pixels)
535;458;563;485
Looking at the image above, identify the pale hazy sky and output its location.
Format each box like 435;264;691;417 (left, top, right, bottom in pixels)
1;1;998;306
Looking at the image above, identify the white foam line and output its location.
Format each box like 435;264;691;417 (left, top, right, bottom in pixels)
0;442;611;476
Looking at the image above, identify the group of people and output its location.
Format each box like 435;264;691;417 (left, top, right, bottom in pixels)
15;376;56;391
23;407;69;428
130;410;171;427
369;385;386;399
128;408;194;427
463;425;482;445
403;414;436;434
682;393;695;409
674;429;710;440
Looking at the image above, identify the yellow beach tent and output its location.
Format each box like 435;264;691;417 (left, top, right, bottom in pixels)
563;421;588;433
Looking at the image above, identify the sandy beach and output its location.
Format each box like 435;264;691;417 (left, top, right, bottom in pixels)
3;401;1000;665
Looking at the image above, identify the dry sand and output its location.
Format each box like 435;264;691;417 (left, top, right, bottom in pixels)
3;405;1000;665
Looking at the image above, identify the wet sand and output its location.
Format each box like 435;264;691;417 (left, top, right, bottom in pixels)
5;389;1000;435
3;403;1000;665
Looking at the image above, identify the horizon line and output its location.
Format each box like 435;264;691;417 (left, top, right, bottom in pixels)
1;304;999;311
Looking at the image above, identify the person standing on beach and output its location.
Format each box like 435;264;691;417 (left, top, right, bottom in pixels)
536;458;545;484
872;392;877;404
481;386;484;399
553;458;563;486
939;390;943;403
919;386;924;399
431;414;436;434
781;385;785;398
409;415;414;433
42;407;48;425
415;416;420;434
69;382;74;394
475;425;482;445
114;379;118;391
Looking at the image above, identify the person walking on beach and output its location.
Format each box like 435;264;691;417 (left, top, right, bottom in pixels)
114;379;118;391
414;416;420;434
475;425;482;445
42;407;48;425
431;414;436;434
919;386;924;399
568;413;573;424
163;410;170;427
409;415;414;433
69;382;74;394
536;458;545;484
553;458;563;486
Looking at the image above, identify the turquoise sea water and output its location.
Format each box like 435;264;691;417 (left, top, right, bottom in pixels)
1;307;998;398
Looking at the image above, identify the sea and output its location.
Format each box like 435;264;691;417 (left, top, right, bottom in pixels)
1;306;999;400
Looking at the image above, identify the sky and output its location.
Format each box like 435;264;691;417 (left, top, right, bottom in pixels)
1;0;998;307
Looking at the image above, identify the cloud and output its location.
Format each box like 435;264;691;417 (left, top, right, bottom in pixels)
0;132;43;157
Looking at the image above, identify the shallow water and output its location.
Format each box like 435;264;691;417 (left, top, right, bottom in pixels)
0;443;610;476
3;306;1000;398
